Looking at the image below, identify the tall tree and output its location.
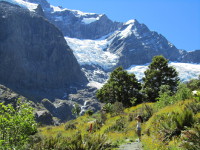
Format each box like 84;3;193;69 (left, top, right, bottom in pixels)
96;67;142;107
143;55;180;102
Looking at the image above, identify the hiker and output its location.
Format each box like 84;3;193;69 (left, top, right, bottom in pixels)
89;123;93;133
135;115;143;141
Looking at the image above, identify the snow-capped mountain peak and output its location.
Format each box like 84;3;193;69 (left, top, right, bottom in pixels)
124;19;136;25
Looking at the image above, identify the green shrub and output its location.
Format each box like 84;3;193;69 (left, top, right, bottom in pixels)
85;109;94;116
102;103;114;113
185;100;200;114
142;104;154;122
0;100;37;149
186;77;200;91
180;126;200;150
112;102;124;116
65;123;77;130
156;84;193;109
156;85;173;108
28;132;112;150
157;110;194;141
105;116;127;132
72;103;81;118
174;83;192;102
100;111;107;124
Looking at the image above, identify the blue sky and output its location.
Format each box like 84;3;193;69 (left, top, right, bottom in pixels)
48;0;200;51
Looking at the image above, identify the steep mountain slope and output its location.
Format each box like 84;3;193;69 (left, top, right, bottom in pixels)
24;0;122;39
0;1;88;100
107;20;182;67
5;0;198;66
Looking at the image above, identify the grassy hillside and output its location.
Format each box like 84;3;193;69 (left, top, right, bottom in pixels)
28;94;199;150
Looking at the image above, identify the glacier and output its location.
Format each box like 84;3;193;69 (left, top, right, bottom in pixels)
65;37;119;70
65;35;200;88
127;62;200;82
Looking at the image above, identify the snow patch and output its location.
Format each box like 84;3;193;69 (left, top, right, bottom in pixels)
124;19;136;25
119;23;134;39
82;15;102;24
55;16;63;21
110;19;140;40
87;81;104;89
1;0;38;12
50;5;66;12
50;5;97;17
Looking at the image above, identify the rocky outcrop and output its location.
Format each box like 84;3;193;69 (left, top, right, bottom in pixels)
0;2;88;100
35;110;54;125
181;50;200;63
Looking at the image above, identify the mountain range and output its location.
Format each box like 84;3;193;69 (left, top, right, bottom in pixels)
0;0;200;124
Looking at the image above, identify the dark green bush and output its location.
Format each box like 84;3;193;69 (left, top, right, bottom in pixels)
85;109;94;116
159;110;195;141
185;100;200;114
105;116;127;132
102;103;114;113
180;126;200;150
65;123;77;130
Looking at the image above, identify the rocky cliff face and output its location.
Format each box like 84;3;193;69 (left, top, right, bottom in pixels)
0;2;88;100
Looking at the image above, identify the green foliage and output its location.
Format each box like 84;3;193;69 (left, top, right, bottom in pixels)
185;100;200;115
142;103;154;121
173;83;192;101
105;116;127;132
156;85;174;108
186;75;200;90
102;102;124;116
143;55;180;102
96;67;142;107
112;102;124;116
180;125;200;150
72;103;81;118
28;132;112;150
65;123;77;130
102;103;114;113
156;83;192;108
100;111;107;124
85;109;94;116
0;100;37;149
